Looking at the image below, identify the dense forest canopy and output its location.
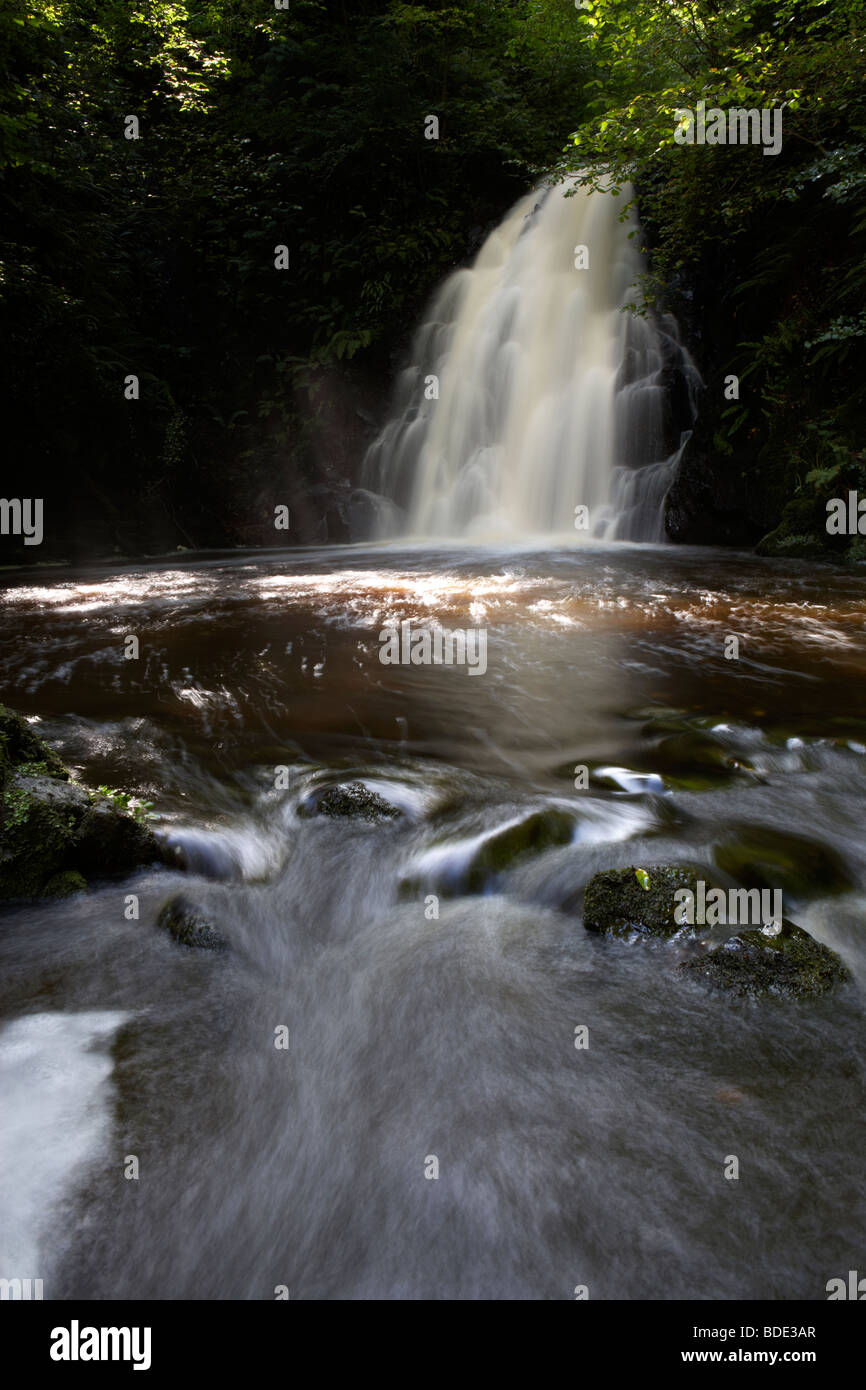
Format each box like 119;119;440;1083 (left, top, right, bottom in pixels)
1;0;864;558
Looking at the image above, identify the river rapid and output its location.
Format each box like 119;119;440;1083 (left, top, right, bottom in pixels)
1;540;865;1300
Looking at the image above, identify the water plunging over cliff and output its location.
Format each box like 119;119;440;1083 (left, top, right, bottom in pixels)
361;178;700;542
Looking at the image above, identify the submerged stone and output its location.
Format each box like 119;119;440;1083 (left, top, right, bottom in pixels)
400;806;575;898
583;864;703;937
157;895;227;951
678;918;850;998
713;824;852;899
461;808;574;893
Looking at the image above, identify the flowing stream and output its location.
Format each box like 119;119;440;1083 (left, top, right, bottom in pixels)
1;543;865;1299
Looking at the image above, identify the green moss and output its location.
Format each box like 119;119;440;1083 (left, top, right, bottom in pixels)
43;870;88;898
0;782;83;898
0;705;162;896
583;864;702;938
462;809;574;893
678;919;850;998
0;705;69;791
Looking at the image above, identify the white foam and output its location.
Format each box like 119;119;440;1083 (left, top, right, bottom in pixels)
0;1010;129;1282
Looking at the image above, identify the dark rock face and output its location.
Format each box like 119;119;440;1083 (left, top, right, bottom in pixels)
157;895;227;951
664;402;765;547
312;782;401;823
0;704;164;898
74;799;163;875
677;919;850;998
583;864;700;938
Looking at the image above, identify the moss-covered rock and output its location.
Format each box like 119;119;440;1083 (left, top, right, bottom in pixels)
0;704;165;898
583;864;702;937
310;782;401;823
459;808;574;893
678;918;850;998
157;895;226;951
651;729;754;788
0;705;69;789
713;825;852;899
402;806;575;898
0;774;90;898
755;494;842;560
43;869;88;897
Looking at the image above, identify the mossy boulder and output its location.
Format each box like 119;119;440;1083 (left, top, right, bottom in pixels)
310;782;401;823
651;730;755;788
0;774;91;898
678;919;850;998
583;864;702;938
0;705;69;789
0;704;165;898
157;895;226;951
755;495;836;559
43;869;88;898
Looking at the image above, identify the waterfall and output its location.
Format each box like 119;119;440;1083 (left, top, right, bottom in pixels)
360;177;701;542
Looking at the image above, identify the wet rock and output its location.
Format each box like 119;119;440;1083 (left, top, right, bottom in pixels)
678;919;850;998
651;730;754;788
401;807;575;898
0;774;91;898
583;864;702;938
0;705;69;786
12;773;90;816
0;704;165;898
43;870;88;898
755;495;837;560
73;798;163;876
713;825;852;900
311;782;401;823
460;809;574;893
157;895;227;951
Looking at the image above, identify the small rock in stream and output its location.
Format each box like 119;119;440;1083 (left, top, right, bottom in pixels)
157;895;227;951
583;864;701;938
310;782;401;823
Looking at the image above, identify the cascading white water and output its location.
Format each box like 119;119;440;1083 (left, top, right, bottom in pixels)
360;176;700;542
